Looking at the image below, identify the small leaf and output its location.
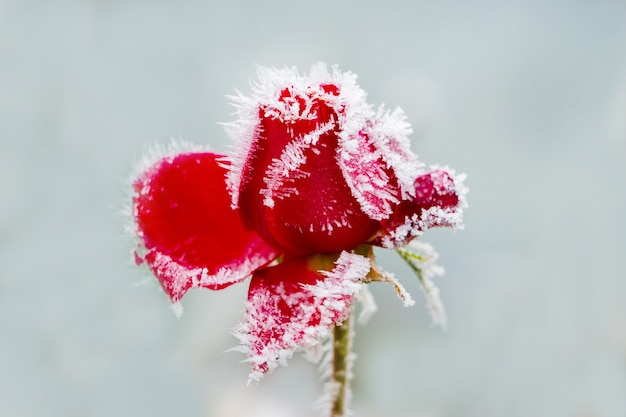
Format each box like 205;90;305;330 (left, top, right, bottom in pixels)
396;241;447;329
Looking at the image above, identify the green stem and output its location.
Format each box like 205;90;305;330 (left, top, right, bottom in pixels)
331;312;352;417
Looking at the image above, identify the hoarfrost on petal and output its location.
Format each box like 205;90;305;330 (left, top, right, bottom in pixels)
226;63;372;210
338;105;424;221
234;251;370;382
338;128;402;221
372;166;468;249
419;165;469;229
260;122;334;206
226;63;381;254
141;248;275;313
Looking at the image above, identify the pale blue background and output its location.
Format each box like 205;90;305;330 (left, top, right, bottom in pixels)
1;1;626;416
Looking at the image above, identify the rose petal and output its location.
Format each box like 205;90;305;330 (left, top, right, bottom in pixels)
232;80;379;254
338;128;402;220
338;108;422;221
236;251;370;382
372;168;468;248
133;152;279;305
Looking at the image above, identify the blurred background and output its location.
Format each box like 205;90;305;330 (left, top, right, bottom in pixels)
1;0;626;416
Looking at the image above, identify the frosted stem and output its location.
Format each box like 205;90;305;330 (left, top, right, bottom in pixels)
330;312;353;417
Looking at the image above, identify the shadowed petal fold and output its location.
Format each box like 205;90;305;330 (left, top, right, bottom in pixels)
132;152;279;305
237;251;371;382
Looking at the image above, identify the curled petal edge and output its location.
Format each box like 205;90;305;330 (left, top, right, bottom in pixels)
138;249;277;317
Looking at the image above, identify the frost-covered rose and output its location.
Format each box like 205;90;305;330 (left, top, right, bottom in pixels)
131;64;467;381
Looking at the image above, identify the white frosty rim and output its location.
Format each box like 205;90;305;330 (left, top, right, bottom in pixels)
138;248;273;318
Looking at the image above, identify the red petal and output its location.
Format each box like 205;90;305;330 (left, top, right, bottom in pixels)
237;251;370;381
236;85;379;254
372;168;467;248
133;152;279;304
338;109;421;221
339;128;403;220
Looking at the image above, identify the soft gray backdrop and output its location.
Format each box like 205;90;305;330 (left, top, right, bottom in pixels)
1;1;626;416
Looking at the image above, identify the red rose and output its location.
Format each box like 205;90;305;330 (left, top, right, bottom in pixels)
131;64;467;380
